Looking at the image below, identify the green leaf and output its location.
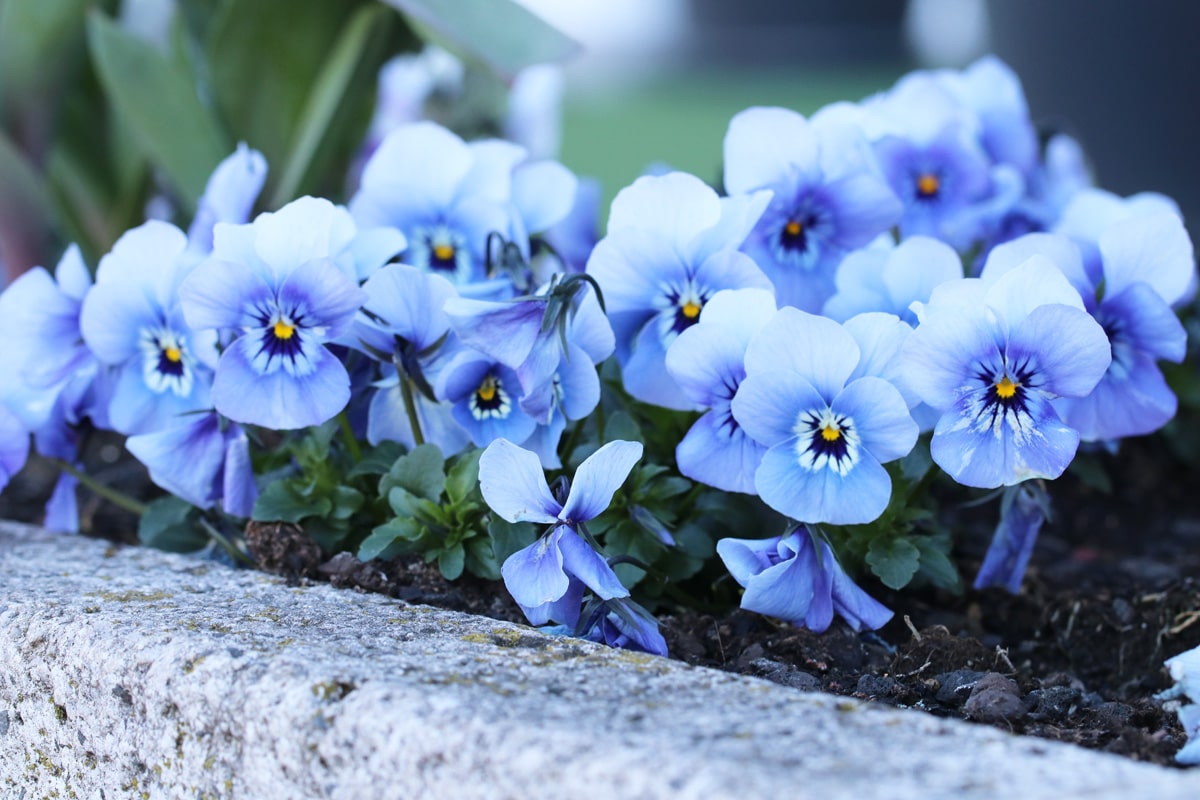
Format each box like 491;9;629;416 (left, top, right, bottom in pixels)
1068;452;1113;493
358;517;423;561
913;536;963;594
330;486;365;520
253;479;332;523
380;443;445;503
138;496;208;553
464;536;500;580
346;441;407;479
488;516;536;565
603;410;642;445
0;0;90;99
386;486;423;518
0;130;54;266
378;0;580;81
445;448;483;505
437;544;465;580
900;437;933;485
87;11;227;210
865;536;921;590
270;2;395;206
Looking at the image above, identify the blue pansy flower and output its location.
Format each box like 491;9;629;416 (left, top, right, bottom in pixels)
578;596;668;657
664;288;776;494
723;107;902;312
823;235;963;324
479;438;640;627
126;411;257;518
179;197;368;430
0;402;29;495
731;308;918;524
900;255;1111;488
80;221;217;435
717;526;893;633
439;352;537;448
349;122;525;287
586;171;773;409
985;217;1195;442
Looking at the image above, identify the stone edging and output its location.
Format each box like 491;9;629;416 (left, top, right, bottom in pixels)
1;520;1195;799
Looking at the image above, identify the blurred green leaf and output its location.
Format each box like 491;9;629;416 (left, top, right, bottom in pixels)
445;448;482;506
87;10;227;211
270;2;395;206
138;496;208;553
379;0;580;80
253;479;332;523
0;0;91;100
359;517;422;561
437;544;465;580
865;536;921;590
488;516;536;565
0;130;54;267
379;443;445;503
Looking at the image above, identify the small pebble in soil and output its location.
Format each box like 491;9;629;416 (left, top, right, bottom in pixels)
855;674;898;698
934;669;987;706
963;672;1026;723
1027;685;1083;722
746;658;822;691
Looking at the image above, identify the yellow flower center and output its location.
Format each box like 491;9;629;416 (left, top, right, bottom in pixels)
274;320;296;340
784;220;803;237
433;243;455;262
995;375;1019;399
164;346;182;363
476;375;498;402
916;173;940;197
681;300;702;320
821;423;842;442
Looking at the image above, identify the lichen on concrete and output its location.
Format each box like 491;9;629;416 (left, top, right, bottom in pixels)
1;519;1196;799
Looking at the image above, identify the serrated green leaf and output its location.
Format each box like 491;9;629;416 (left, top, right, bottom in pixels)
86;11;227;210
437;544;465;580
270;2;394;206
865;536;921;590
378;0;580;81
445;448;482;506
913;536;963;594
380;442;445;503
488;516;536;565
253;479;332;523
138;496;208;553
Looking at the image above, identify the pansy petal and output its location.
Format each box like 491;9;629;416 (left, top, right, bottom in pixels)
1007;303;1110;398
731;371;824;448
825;171;903;248
213;339;349;429
221;428;257;518
358;122;473;216
126;414;223;509
715;536;781;588
981;232;1091;298
739;540;820;623
478;437;560;524
501;530;570;608
558;528;629;600
723;107;817;196
825;542;894;631
744;307;858;400
623;322;695;411
983;255;1086;335
900;288;1002;410
519;576;583;628
179;256;274;332
687;190;773;263
560;439;643;523
1057;351;1177;441
275;256;367;338
756;443;892;525
676;408;764;494
880;235;964;314
513;159;578;233
0;404;29;489
696;288;777;344
586;229;689;315
665;323;747;407
606;172;722;251
1104;283;1188;363
43;472;79;533
445;297;544;368
1099;211;1195;305
831;377;918;464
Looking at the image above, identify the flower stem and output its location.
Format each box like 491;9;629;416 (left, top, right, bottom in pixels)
399;375;426;447
337;411;362;463
49;458;148;516
198;515;254;567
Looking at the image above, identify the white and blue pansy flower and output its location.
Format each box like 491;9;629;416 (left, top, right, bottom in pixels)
349;121;525;288
438;351;536;449
179;197;368;430
186;143;268;255
723;107;903;312
901;256;1111;488
823;235;963;324
730;309;918;525
79;221;217;435
587;171;773;410
479;438;640;627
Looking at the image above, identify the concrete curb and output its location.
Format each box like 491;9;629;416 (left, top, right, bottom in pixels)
1;520;1195;799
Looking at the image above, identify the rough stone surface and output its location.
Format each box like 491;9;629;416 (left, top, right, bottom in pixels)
1;520;1197;799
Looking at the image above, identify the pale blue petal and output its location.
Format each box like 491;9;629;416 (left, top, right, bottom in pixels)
106;361;212;435
188;143;267;252
1104;283;1188;363
665;324;747;407
973;485;1045;593
55;244;92;301
79;277;162;365
622;322;695;411
755;442;892;525
519;576;583;628
606;172;722;252
900;288;1001;410
501;529;570;609
354;122;472;223
676;408;764;494
823;246;891;322
824;171;903;248
980;232;1092;299
687;189;773;263
1099;211;1194;305
739;538;820;623
552;342;600;422
880;236;963;316
126;413;224;508
477;437;560;524
43;472;79;533
213;338;349;429
221;428;257;518
276;255;367;337
99;220;189;306
843;312;918;407
586;229;688;315
824;541;893;630
693;248;773;296
349;226;407;282
1007;304;1110;398
744;307;858;401
566;288;614;364
512;159;577;234
723;106;817;196
1056;351;1177;441
831;377;918;464
560;439;643;523
715;536;781;588
459;139;525;204
179;255;273;332
983;255;1086;333
445;297;544;368
0;403;29;489
731;371;824;448
558;528;629;600
358;263;457;353
695;288;777;345
253;197;356;279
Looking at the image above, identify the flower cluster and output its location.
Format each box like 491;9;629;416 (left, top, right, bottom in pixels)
0;54;1194;671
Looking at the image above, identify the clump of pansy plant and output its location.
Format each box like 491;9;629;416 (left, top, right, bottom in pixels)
1;55;1198;700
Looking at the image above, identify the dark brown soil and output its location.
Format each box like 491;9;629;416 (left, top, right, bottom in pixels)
5;436;1199;767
